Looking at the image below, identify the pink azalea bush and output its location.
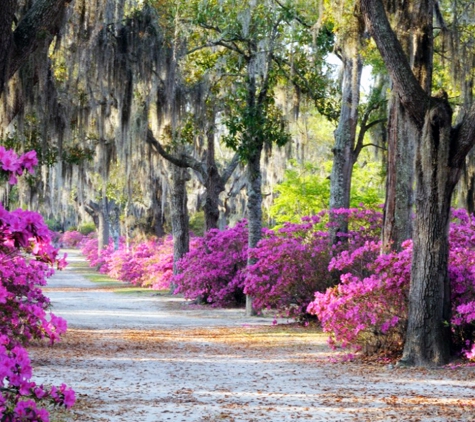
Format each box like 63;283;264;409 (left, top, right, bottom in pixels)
81;235;176;290
60;230;87;248
173;220;249;306
0;148;75;421
80;234;102;268
308;208;475;358
0;146;37;185
245;208;383;320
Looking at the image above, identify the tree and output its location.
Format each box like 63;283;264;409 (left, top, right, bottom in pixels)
0;0;71;97
302;1;385;244
361;0;475;366
184;0;336;314
328;3;364;242
146;129;239;232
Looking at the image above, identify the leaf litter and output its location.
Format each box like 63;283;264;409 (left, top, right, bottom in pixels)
29;251;475;421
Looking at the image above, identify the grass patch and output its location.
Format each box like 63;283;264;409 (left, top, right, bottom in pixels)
83;273;128;289
62;251;165;295
83;271;155;295
113;287;154;295
85;273;121;284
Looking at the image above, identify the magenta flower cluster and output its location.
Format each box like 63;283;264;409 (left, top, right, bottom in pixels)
0;147;38;185
307;208;475;358
0;148;74;421
173;221;250;306
172;208;382;313
245;208;383;319
81;235;177;289
59;230;87;248
77;204;475;362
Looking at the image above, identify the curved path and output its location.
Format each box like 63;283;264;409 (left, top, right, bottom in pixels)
30;250;475;422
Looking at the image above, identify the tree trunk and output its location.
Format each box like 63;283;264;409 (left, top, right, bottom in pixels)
0;1;15;94
0;0;71;96
170;163;190;291
245;146;263;316
381;2;432;252
203;128;223;232
362;0;475;366
382;96;415;251
400;97;456;366
97;197;110;253
455;78;474;211
145;128;238;234
109;200;120;251
85;199;109;253
148;175;166;237
329;43;362;242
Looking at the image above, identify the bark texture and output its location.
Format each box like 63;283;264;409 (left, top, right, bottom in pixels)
246;147;263;316
147;175;166;237
0;0;16;95
403;97;455;366
170;163;190;280
382;1;433;252
382;96;415;251
85;199;110;253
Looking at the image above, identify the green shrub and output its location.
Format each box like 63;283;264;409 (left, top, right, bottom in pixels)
78;222;96;235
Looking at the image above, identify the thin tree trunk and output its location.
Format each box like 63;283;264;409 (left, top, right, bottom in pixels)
109;200;120;251
170;163;190;291
204;127;223;231
382;96;415;251
149;175;165;237
97;196;110;253
85;199;109;253
0;1;15;94
329;44;362;242
246;146;262;316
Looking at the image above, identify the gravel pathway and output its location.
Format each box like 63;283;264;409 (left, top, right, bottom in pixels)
29;250;475;421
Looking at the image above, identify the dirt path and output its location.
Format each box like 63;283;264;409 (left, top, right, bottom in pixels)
30;250;475;421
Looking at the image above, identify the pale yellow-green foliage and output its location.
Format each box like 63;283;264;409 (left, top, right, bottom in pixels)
270;156;384;226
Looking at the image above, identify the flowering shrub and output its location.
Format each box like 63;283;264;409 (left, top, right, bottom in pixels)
245;208;383;320
60;230;87;248
81;235;176;290
0;148;75;420
173;221;249;306
308;208;475;358
136;237;177;290
106;237;175;289
80;234;102;267
0;146;37;185
307;240;409;354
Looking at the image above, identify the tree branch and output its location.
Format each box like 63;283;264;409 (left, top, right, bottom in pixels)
9;0;71;83
0;1;16;88
364;118;387;132
221;153;240;184
257;22;281;105
361;143;387;151
451;104;475;168
360;0;429;130
212;39;248;58
146;129;206;178
272;0;312;28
